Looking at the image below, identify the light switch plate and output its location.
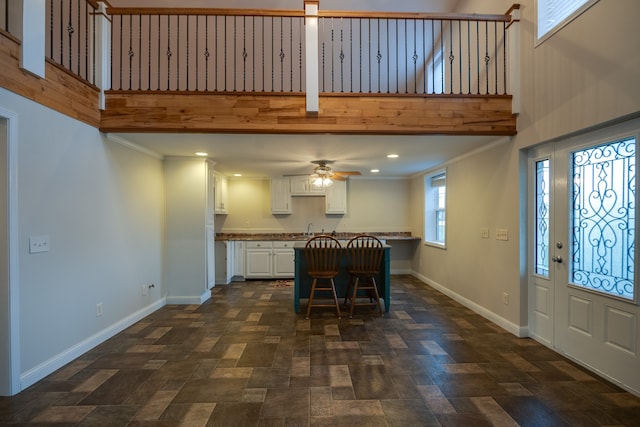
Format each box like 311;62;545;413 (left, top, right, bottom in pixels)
29;235;50;253
480;227;489;239
496;229;509;241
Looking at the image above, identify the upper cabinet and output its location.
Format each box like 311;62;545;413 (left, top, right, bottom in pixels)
214;172;228;214
289;175;325;196
270;178;292;214
270;177;348;215
325;180;347;214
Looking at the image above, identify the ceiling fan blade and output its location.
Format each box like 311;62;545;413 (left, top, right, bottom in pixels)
332;175;347;181
334;171;362;176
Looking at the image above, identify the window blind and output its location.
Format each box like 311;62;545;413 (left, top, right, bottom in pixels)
538;0;592;38
431;173;446;187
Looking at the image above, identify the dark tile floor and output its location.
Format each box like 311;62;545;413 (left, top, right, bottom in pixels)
2;275;639;426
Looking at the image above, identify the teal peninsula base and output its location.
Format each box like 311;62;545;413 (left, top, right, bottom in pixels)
293;246;391;314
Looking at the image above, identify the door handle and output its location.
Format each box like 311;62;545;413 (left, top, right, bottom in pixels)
552;256;563;263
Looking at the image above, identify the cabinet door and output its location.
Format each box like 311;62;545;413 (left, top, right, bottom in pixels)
325;179;347;214
273;249;295;278
290;175;325;195
245;240;272;278
214;173;228;214
270;178;292;214
289;176;309;195
225;241;235;283
245;250;272;278
214;240;227;285
233;241;245;278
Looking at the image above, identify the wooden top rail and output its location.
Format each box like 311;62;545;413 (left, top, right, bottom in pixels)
106;7;512;23
318;11;511;22
106;8;305;17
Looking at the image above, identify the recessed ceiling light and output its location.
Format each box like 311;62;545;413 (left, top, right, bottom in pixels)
370;169;380;173
234;173;242;177
387;154;399;158
195;152;208;157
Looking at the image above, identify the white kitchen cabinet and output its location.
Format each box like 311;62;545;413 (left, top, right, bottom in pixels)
214;172;228;214
215;240;235;285
272;241;295;278
245;241;273;278
325;179;347;214
244;241;295;279
233;241;245;278
270;178;292;214
289;175;325;196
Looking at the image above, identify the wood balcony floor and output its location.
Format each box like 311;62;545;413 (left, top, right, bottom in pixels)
1;275;639;426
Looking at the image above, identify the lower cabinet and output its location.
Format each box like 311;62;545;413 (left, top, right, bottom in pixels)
215;241;235;285
245;242;273;278
272;242;295;278
245;241;295;279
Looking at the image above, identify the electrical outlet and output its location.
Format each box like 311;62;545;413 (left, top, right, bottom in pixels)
142;285;148;296
29;235;50;253
503;292;509;305
96;303;103;317
480;227;489;239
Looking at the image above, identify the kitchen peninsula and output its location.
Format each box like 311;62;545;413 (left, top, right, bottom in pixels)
293;243;391;314
214;232;419;286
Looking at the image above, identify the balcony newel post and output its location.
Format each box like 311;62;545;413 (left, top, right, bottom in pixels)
304;1;319;114
93;2;111;110
18;0;45;78
506;4;521;114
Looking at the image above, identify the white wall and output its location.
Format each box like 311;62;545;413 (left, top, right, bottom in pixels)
164;157;210;303
412;0;640;332
0;88;165;390
219;177;412;234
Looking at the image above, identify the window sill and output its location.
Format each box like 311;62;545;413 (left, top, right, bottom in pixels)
424;241;446;250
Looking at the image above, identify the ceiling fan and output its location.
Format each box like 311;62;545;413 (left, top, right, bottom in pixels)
286;160;361;186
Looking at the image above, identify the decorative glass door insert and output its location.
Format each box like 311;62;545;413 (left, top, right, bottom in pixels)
571;137;636;300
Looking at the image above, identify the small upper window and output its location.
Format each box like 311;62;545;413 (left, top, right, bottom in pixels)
537;0;599;41
424;171;446;247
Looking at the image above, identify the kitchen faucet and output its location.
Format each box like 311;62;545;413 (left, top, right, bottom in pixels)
306;222;313;236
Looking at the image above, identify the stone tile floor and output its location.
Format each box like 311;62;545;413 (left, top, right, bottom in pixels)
1;275;639;426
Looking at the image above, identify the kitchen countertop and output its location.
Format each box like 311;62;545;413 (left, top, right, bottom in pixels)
215;232;420;242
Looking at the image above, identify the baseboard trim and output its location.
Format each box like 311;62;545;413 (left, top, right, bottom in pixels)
166;290;211;305
411;272;527;338
390;268;413;275
19;298;166;391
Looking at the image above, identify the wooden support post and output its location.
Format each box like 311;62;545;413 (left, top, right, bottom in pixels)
19;0;45;78
304;1;319;114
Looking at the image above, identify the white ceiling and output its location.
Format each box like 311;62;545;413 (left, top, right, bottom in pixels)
111;132;502;179
107;0;493;180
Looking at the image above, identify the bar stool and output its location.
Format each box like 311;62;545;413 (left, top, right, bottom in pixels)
344;235;384;317
303;235;343;319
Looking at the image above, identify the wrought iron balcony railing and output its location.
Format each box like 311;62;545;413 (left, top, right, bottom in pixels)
107;7;511;96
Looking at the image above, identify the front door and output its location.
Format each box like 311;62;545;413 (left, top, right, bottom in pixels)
528;119;640;394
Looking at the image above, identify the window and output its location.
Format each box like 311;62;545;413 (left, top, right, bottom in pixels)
425;171;446;246
537;0;599;41
534;159;550;277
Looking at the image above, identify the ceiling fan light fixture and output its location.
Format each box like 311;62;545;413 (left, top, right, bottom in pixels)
312;175;333;188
